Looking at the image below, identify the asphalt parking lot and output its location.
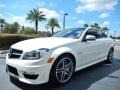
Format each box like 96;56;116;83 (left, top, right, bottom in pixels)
0;42;120;90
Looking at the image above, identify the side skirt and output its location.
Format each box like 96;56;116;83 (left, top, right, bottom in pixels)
75;57;107;72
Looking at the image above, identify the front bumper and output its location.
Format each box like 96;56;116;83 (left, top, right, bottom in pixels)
6;56;52;85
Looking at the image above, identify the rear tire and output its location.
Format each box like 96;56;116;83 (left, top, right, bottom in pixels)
49;54;75;86
105;48;114;64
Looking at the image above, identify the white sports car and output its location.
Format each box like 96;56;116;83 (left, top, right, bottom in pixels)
6;27;114;86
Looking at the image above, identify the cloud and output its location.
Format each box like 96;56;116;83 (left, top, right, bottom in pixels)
39;8;60;19
10;16;33;27
76;0;118;13
77;20;86;25
99;13;109;18
101;21;110;27
60;10;64;14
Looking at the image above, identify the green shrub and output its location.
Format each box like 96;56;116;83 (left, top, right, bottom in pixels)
0;33;39;50
1;22;20;33
19;26;36;34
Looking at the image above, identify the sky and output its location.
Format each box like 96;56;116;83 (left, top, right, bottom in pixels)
0;0;120;36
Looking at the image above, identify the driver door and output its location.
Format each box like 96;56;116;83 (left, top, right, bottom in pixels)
76;29;101;68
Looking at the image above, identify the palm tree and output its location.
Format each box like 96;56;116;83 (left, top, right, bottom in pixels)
101;27;109;36
101;27;108;32
46;18;60;35
91;23;101;29
26;8;46;34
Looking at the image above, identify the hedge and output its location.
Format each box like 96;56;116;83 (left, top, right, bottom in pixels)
0;33;40;50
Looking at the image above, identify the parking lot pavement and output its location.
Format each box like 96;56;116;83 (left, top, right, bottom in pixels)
1;52;120;90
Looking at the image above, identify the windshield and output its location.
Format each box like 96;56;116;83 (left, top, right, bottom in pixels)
52;28;85;39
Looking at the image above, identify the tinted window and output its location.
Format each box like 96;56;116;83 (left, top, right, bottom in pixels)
85;29;107;39
96;30;107;38
85;29;98;38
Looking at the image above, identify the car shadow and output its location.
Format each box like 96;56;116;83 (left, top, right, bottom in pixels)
10;58;120;90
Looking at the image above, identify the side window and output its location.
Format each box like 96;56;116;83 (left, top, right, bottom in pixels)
97;30;107;38
85;29;98;38
83;29;107;41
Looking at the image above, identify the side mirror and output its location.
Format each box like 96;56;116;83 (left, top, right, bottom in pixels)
86;35;96;41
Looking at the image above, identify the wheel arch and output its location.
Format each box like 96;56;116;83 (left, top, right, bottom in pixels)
56;52;76;66
50;47;77;65
107;47;114;57
49;52;76;82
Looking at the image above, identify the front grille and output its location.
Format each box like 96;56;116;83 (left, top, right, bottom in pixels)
8;48;23;59
7;65;19;76
9;54;21;58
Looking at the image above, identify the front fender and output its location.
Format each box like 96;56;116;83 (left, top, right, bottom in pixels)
50;47;77;63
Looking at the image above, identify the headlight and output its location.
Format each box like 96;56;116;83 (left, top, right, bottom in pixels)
23;48;49;60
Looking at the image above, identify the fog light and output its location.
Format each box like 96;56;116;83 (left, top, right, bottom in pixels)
22;71;39;80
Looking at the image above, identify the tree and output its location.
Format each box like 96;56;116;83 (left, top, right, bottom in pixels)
38;31;52;37
101;27;108;32
91;23;101;29
12;22;20;31
46;18;60;35
20;26;36;34
101;27;109;35
2;22;20;33
0;19;6;32
26;8;46;34
84;24;89;28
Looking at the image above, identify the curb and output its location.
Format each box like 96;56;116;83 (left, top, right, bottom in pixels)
0;50;8;59
0;50;8;54
0;56;6;59
0;54;6;59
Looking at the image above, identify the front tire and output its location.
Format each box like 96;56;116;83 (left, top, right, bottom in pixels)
50;54;75;86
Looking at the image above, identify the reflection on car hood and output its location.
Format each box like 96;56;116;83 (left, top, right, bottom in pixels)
11;37;78;52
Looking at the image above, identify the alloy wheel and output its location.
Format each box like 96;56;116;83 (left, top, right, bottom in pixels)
56;57;74;83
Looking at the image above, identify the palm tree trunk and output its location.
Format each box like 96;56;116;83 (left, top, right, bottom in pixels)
35;20;38;34
51;27;54;35
107;30;108;36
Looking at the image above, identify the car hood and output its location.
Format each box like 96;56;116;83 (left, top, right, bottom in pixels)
11;37;78;52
